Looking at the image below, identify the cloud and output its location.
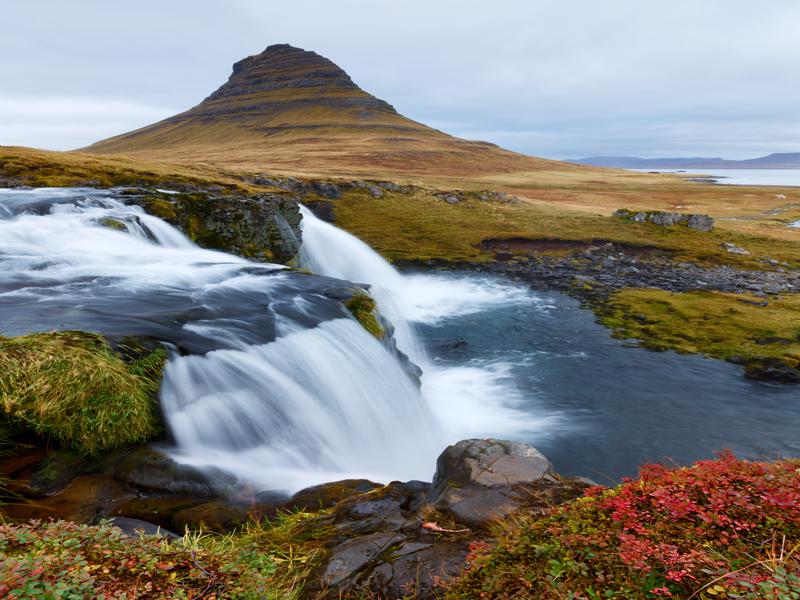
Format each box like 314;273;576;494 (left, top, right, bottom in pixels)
1;0;798;157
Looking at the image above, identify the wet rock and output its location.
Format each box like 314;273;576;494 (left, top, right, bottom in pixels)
110;517;180;539
364;540;470;599
288;479;382;511
111;448;237;498
722;242;751;255
431;439;553;527
129;191;302;263
745;359;800;383
172;500;262;533
303;200;335;222
321;531;405;587
24;450;93;498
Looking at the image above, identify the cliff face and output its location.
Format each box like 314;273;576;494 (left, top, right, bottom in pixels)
83;44;573;178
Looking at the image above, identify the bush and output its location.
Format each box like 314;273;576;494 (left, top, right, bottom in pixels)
0;513;327;600
0;331;166;455
447;453;800;599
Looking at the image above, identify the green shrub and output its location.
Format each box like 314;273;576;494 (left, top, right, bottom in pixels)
0;331;166;455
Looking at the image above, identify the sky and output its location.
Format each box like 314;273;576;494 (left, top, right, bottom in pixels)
1;0;799;159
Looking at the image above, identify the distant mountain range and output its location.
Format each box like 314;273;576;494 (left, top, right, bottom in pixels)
569;153;800;169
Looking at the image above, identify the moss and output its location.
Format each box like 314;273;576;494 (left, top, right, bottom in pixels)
346;292;385;338
0;331;167;456
143;198;177;221
598;289;800;369
98;217;126;231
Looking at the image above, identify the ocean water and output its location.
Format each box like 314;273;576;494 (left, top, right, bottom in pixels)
631;168;800;187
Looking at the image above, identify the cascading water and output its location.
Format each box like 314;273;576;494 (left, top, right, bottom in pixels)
0;188;442;492
299;206;548;441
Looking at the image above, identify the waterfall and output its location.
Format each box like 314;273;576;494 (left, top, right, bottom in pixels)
0;188;443;492
299;206;547;442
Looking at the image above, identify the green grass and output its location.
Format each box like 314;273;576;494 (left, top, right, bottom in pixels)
598;289;800;370
345;292;385;338
332;189;800;269
0;331;166;455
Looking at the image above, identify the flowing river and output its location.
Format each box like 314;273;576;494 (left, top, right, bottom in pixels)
0;188;797;492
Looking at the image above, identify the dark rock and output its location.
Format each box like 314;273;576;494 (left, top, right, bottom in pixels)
304;200;336;223
312;181;341;199
288;479;381;511
172;500;261;533
321;531;405;587
366;184;384;199
111;448;237;498
687;214;714;232
110;517;180;539
24;450;93;498
745;359;800;383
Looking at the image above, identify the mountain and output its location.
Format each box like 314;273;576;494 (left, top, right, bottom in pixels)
84;44;573;178
570;153;800;169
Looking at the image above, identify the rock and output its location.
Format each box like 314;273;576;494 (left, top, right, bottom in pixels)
288;479;381;511
444;195;460;204
111;448;237;498
363;540;470;599
613;209;714;232
745;359;800;383
366;184;384;198
687;214;714;232
321;531;405;587
24;450;93;498
431;439;553;527
110;517;179;539
303;200;336;223
312;181;341;199
722;242;751;255
172;500;261;533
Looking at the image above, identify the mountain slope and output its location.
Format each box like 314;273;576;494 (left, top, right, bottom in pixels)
84;44;576;178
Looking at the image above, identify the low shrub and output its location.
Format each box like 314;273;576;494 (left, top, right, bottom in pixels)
447;452;800;599
0;331;166;455
0;512;327;600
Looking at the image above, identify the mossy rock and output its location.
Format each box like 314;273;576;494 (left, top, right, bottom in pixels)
346;292;385;338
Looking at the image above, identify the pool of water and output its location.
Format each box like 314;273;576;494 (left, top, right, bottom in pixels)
416;280;800;482
630;168;800;187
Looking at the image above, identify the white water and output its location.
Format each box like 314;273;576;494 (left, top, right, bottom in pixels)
0;188;443;492
299;207;553;443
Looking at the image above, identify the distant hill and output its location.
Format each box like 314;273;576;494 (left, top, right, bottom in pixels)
570;153;800;169
84;44;577;179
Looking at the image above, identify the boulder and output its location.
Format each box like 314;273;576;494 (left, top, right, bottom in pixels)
687;214;714;232
111;448;238;498
431;439;553;527
288;478;381;511
721;242;750;255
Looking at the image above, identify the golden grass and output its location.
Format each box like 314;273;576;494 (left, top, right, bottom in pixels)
0;331;166;455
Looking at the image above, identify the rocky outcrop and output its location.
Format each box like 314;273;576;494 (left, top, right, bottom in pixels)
613;209;714;231
128;190;302;263
431;439;554;528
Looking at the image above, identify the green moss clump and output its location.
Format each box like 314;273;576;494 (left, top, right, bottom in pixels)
598;288;800;369
0;331;166;456
346;292;385;338
98;217;127;231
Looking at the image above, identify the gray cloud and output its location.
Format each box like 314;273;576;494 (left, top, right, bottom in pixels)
1;0;798;158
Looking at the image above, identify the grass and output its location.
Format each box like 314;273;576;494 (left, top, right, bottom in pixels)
0;511;330;599
446;453;800;600
345;292;385;338
331;188;800;269
0;331;166;456
598;289;800;371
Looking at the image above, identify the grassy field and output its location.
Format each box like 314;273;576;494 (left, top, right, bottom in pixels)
599;289;800;371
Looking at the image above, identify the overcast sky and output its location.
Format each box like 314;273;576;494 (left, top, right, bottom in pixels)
2;0;798;159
